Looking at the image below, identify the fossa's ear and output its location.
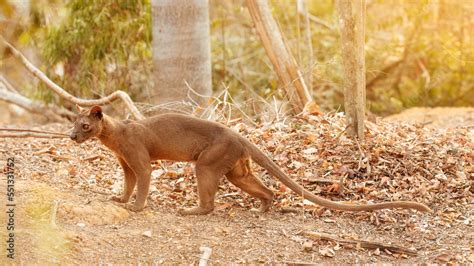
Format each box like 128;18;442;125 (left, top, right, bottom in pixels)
89;105;103;120
76;104;84;113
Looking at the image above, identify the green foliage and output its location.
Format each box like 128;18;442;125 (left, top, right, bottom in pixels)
39;0;151;102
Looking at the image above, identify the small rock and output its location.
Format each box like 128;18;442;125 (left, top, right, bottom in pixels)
142;230;153;238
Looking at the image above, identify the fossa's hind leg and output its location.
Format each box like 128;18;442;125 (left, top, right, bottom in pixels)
178;164;220;215
226;158;274;212
178;142;242;215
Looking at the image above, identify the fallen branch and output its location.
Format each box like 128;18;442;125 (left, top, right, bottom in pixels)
308;178;340;184
1;37;145;120
302;231;418;255
0;133;68;138
0;128;68;138
0;81;74;122
0;127;69;136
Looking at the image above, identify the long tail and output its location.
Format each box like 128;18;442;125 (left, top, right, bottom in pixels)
245;140;432;212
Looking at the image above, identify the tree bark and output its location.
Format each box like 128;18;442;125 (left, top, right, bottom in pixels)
151;0;212;108
337;0;366;141
246;0;312;114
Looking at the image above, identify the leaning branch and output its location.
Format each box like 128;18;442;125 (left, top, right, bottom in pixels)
246;0;312;114
302;231;418;255
1;37;145;120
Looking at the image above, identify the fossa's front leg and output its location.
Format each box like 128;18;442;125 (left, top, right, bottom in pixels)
111;158;137;203
122;152;152;212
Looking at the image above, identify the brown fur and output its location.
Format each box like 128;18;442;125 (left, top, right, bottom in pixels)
70;105;432;215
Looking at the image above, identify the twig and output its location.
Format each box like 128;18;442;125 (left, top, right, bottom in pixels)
51;200;59;228
0;128;69;136
307;178;337;184
0;36;144;120
332;124;350;141
0;133;67;138
355;138;365;171
307;14;334;30
302;231;418;255
83;154;103;162
0;75;19;93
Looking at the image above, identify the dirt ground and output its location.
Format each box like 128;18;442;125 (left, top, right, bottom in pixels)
0;107;472;264
385;107;474;128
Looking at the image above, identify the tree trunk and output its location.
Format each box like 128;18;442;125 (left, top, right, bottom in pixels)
151;0;212;108
246;0;312;114
337;0;366;141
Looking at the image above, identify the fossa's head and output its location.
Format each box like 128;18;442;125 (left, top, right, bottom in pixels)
70;105;103;143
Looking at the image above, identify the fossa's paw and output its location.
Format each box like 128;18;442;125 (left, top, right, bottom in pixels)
111;195;127;203
128;204;145;212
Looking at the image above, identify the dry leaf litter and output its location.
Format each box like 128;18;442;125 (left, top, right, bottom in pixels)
0;111;472;264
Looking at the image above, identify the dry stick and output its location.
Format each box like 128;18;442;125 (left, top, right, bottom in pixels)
0;133;68;138
302;231;418;255
0;83;72;122
0;128;69;136
50;200;59;228
305;13;334;30
0;37;145;120
0;75;19;93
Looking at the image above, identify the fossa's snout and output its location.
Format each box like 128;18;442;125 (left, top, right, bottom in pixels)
70;132;78;141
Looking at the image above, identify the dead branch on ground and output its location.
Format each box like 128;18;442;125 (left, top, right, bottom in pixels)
0;128;69;138
0;127;69;136
0;133;68;138
0;78;74;122
302;231;418;255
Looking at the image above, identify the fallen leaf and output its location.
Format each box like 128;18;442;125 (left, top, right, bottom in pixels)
319;247;335;257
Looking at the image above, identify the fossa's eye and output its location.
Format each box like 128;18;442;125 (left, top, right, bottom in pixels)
82;124;90;130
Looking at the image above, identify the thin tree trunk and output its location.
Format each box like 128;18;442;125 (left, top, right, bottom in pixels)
151;0;212;108
338;0;366;141
297;0;314;91
246;0;312;114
